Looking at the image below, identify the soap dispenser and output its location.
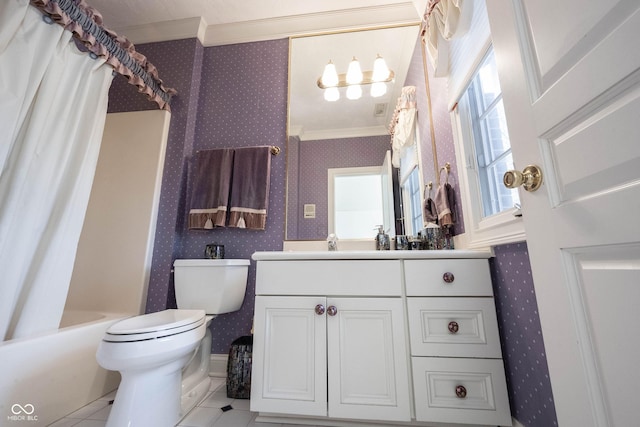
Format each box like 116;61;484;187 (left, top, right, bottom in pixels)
375;225;390;251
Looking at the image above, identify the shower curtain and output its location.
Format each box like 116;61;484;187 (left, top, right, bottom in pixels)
0;1;113;341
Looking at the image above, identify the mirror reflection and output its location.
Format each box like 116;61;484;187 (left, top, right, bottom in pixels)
286;25;421;241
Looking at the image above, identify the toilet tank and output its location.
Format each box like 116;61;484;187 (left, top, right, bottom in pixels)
173;259;249;315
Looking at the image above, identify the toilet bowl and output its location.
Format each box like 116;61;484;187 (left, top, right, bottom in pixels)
97;259;249;427
97;309;206;427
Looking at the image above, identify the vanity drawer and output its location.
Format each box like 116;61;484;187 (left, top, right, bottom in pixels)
407;297;502;358
404;259;492;296
412;357;511;426
256;260;402;296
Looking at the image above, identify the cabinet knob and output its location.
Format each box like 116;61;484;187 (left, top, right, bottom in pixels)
327;305;338;316
443;272;455;283
448;321;459;334
315;304;325;315
455;385;467;399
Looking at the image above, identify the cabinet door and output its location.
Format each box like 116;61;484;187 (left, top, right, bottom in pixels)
250;296;327;416
326;297;411;422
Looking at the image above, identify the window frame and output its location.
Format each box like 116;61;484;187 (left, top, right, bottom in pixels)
451;45;525;249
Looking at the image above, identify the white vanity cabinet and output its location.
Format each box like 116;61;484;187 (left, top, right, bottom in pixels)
405;259;512;426
251;251;511;427
250;259;411;422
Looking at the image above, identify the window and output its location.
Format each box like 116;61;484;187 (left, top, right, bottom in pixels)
402;167;423;235
452;46;524;247
466;49;519;217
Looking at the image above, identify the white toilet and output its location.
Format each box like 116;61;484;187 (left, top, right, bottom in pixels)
96;259;249;427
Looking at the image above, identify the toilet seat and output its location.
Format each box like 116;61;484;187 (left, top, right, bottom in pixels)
104;309;205;343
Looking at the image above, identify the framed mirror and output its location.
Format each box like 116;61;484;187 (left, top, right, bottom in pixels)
285;24;427;241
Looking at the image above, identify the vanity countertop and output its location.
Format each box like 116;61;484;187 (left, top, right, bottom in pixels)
252;250;492;261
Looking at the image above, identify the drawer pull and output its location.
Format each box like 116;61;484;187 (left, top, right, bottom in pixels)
448;321;459;334
443;272;455;283
327;305;338;316
455;385;467;399
315;304;325;315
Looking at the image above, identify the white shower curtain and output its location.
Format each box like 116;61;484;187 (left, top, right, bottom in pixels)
0;1;113;341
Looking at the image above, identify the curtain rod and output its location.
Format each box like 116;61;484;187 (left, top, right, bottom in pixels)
30;0;177;111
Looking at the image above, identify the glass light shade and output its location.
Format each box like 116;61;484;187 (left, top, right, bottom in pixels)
324;87;340;102
321;61;339;87
346;84;362;100
370;82;387;98
372;54;391;82
346;57;363;85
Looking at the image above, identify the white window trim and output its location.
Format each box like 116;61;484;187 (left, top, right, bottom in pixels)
451;47;526;250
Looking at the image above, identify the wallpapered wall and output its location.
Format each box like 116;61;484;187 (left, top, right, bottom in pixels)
491;243;558;426
107;34;556;426
403;38;465;235
108;38;288;353
290;135;390;240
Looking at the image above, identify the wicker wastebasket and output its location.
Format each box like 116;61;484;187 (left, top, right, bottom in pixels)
226;335;253;399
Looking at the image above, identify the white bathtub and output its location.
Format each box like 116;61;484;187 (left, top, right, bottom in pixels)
0;311;129;425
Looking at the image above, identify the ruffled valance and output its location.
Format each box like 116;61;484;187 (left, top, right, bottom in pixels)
421;0;467;77
30;0;176;111
389;86;417;167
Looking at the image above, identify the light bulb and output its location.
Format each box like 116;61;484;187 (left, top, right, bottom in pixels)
372;54;390;82
324;87;340;102
370;82;387;98
346;57;363;85
346;85;362;100
321;60;339;87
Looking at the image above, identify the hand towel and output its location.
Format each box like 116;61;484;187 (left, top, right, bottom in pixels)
228;146;271;230
424;196;439;224
435;182;456;227
188;148;235;229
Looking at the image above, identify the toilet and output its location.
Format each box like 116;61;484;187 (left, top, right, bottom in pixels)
96;259;249;427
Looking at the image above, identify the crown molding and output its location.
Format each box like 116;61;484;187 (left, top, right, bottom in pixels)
114;3;421;46
297;125;389;142
115;17;205;45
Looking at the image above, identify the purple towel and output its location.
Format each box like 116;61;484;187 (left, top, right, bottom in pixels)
435;182;456;227
228;146;271;230
188;148;235;229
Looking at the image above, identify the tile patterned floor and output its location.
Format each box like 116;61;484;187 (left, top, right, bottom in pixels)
47;377;320;427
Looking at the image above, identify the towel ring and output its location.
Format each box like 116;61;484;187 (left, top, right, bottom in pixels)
439;162;451;184
270;146;281;155
425;181;433;199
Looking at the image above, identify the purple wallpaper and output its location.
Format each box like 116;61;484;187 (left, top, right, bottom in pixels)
403;37;465;235
106;33;555;426
289;135;389;240
108;37;287;353
490;242;558;426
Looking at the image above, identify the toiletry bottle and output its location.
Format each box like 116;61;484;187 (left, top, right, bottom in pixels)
375;225;390;250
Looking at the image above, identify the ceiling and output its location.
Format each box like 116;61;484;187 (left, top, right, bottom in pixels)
88;0;426;139
89;0;425;45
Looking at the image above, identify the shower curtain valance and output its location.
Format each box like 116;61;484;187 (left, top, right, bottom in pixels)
30;0;177;111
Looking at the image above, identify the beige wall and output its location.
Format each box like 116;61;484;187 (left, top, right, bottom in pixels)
65;110;170;315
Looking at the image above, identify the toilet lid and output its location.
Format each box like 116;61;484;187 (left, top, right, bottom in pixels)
104;309;205;342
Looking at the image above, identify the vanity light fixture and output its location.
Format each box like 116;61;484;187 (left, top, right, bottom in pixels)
318;55;395;101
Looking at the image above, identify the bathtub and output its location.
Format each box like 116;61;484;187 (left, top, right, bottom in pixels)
0;311;130;425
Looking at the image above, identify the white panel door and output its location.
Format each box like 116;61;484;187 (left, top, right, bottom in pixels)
250;296;327;416
486;1;640;426
326;297;411;422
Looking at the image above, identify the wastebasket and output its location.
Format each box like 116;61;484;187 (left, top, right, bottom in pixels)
226;335;253;399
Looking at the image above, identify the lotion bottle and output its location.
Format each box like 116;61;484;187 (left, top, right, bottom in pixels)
375;225;390;250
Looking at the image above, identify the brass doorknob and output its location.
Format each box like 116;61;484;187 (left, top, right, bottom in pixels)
503;165;543;192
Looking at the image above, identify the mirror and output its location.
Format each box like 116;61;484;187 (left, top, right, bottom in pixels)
286;25;426;241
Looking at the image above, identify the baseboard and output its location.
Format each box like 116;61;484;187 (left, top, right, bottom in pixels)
210;353;228;378
511;418;525;427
